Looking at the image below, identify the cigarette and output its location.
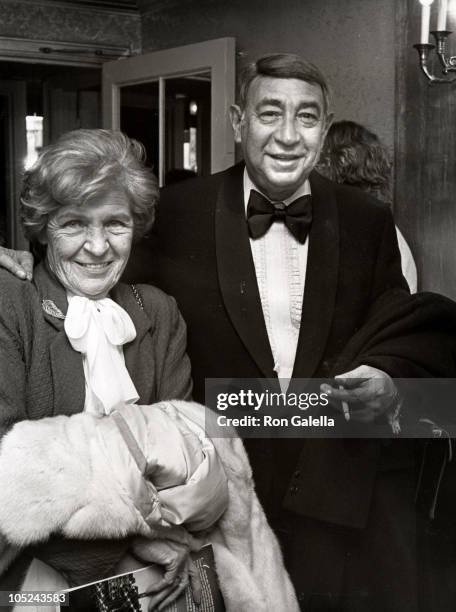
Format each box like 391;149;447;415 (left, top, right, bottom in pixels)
339;385;350;422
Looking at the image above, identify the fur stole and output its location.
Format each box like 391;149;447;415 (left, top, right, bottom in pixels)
0;401;298;611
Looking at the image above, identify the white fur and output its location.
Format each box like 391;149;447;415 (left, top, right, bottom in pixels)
0;401;298;611
0;414;148;545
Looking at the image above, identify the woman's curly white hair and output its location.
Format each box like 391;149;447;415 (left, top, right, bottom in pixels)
21;129;158;244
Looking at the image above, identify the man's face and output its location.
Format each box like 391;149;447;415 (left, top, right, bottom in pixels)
230;76;331;201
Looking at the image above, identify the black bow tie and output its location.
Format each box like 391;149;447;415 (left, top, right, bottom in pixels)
246;190;312;244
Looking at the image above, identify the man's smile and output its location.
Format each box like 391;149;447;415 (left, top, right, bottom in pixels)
267;153;304;160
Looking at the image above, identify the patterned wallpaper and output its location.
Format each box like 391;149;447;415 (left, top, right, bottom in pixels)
0;0;141;47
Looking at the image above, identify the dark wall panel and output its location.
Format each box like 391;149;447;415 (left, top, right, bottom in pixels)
395;0;456;298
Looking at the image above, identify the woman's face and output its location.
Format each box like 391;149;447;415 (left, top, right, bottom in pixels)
45;191;134;299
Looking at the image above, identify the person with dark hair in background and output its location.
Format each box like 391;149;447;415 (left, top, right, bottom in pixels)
2;54;456;611
318;119;417;292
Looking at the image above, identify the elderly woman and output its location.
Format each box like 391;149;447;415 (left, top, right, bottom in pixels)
0;130;298;612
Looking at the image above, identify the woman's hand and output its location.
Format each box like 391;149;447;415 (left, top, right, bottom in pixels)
131;537;202;611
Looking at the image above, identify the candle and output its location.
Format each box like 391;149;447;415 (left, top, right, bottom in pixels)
437;0;448;30
420;0;434;43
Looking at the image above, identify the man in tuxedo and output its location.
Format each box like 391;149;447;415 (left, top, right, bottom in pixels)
4;54;456;610
102;55;432;611
140;56;414;610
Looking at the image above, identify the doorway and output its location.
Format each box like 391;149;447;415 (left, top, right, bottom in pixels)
119;74;211;184
0;95;9;246
0;78;26;249
103;37;235;186
0;36;236;246
0;61;102;248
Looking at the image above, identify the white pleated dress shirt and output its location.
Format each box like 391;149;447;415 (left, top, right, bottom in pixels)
244;170;310;391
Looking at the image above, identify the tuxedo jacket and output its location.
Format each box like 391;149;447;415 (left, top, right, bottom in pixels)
0;261;191;590
126;163;417;529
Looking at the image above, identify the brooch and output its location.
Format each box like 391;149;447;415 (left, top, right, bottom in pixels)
42;299;65;320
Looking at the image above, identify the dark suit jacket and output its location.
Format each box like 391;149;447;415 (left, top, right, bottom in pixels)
126;164;454;530
0;261;191;589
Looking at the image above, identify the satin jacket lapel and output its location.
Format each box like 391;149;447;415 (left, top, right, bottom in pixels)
290;171;339;381
215;164;276;379
33;263;85;416
111;284;154;403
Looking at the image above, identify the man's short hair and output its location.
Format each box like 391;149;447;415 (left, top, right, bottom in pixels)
238;53;332;116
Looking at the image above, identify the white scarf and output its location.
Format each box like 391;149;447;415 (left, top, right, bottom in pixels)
64;295;139;415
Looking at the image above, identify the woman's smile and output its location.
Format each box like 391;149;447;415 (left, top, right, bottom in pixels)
74;261;113;271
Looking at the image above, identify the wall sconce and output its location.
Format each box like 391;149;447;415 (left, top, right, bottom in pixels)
414;0;456;82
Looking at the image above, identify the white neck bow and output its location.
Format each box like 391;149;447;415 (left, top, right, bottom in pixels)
64;295;139;415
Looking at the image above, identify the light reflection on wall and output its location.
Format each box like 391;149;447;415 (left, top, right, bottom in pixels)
24;115;43;170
